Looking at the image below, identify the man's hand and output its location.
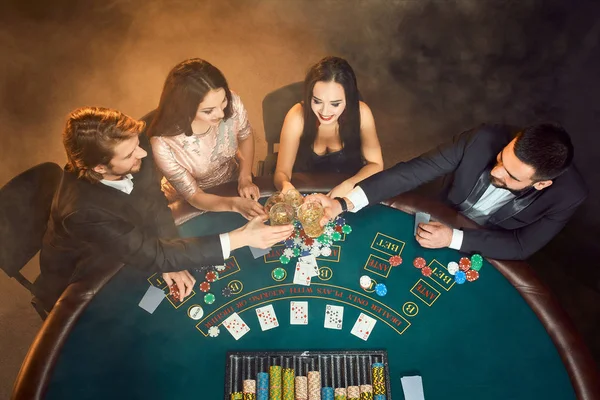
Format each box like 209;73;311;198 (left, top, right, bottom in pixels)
230;216;294;250
162;270;196;302
303;193;343;227
238;176;260;201
416;221;453;249
232;197;266;220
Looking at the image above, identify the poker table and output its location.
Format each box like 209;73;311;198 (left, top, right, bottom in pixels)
12;174;600;399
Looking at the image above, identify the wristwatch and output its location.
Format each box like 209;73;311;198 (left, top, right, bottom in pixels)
334;197;348;212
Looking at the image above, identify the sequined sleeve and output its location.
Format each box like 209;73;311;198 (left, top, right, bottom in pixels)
150;136;199;200
230;92;253;141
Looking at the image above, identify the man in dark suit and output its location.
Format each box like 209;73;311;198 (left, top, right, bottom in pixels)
38;107;293;310
313;123;587;260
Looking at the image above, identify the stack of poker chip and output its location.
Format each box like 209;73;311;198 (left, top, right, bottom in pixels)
282;368;295;400
243;379;256;400
334;387;347;400
231;392;243;400
347;386;360;400
447;254;483;284
307;371;321;400
279;215;351;264
257;372;269;400
359;384;373;400
322;387;334;400
270;366;282;400
295;376;308;400
371;363;386;398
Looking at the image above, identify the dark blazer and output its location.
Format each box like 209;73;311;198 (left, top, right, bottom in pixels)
359;124;588;260
38;135;223;307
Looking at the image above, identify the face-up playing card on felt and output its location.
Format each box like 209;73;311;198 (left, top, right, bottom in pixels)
350;313;377;341
223;312;250;340
298;255;320;277
324;304;344;329
290;301;308;325
293;263;312;286
256;304;279;331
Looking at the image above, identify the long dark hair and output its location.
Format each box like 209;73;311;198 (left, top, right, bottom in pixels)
300;56;361;155
147;58;233;137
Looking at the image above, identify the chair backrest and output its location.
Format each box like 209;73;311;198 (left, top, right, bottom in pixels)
262;81;304;155
0;162;63;277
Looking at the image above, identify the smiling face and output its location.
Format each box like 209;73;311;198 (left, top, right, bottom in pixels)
194;88;228;127
490;139;552;191
310;81;346;125
93;136;147;180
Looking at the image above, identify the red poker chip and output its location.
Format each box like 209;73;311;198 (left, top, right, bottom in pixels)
205;271;217;283
466;270;479;282
169;284;180;298
413;257;426;269
304;237;314;246
389;255;403;267
421;266;433;277
459;257;471;272
199;281;211;292
335;225;343;233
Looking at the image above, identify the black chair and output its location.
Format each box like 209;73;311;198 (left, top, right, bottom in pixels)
257;81;304;176
0;162;63;320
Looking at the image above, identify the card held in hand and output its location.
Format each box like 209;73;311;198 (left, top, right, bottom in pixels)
223;312;250;340
290;301;308;325
324;304;344;329
350;312;377;341
256;304;279;331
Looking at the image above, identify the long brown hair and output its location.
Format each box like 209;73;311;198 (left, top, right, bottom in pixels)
147;58;233;138
63;107;144;183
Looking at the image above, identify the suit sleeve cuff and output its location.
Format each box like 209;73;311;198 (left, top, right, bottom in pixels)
449;229;464;250
219;233;230;259
346;186;369;213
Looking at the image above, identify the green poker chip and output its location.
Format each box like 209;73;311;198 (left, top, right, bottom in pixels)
272;267;286;281
332;232;342;241
204;293;215;304
342;225;352;234
471;254;483;271
279;255;290;264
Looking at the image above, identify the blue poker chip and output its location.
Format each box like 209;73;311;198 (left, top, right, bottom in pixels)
301;250;311;256
455;270;467;284
375;283;387;296
336;217;345;226
285;239;294;248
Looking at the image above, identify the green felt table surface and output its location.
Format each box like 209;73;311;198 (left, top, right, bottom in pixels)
45;205;575;399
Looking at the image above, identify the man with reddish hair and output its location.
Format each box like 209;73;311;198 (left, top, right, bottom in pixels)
38;107;292;310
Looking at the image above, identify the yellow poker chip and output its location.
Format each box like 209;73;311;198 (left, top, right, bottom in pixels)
187;304;204;320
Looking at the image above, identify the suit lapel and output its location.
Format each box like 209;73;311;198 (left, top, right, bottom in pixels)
456;166;492;212
487;187;542;225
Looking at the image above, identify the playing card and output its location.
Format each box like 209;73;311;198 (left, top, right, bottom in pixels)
249;246;272;259
138;285;165;314
256;304;279;331
298;255;320;277
290;301;308;325
414;212;431;236
350;313;377;341
324;305;344;329
223;312;250;340
293;263;312;286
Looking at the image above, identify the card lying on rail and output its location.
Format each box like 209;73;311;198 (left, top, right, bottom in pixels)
350;313;377;341
223;312;250;340
138;285;165;314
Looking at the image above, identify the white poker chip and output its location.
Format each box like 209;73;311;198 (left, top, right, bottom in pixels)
360;275;372;289
187;305;204;320
300;243;310;251
320;247;332;257
214;264;226;272
283;248;294;258
324;226;334;235
293;237;303;246
310;247;321;257
447;261;459;275
208;326;220;337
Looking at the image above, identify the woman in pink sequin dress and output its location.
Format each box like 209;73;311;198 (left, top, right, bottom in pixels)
147;59;264;220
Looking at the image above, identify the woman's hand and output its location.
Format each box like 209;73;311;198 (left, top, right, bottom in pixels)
238;176;260;201
328;180;355;199
232;197;266;220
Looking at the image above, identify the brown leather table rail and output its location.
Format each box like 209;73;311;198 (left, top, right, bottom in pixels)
12;173;600;399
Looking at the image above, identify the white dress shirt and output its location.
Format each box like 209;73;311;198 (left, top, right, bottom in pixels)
100;175;230;259
345;184;515;251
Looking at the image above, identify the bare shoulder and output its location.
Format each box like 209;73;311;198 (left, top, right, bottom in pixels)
359;101;374;118
282;103;305;136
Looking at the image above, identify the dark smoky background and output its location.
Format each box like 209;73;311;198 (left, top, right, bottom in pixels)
1;0;599;396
